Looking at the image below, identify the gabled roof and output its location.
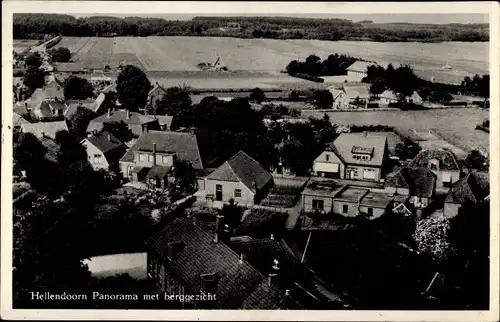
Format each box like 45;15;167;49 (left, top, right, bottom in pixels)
85;130;125;154
331;133;387;167
21;120;68;139
445;171;489;204
149;83;167;96
410;149;461;171
120;130;205;170
64;101;96;119
346;61;377;73
87;110;157;131
387;167;436;198
146;218;297;309
206;151;273;193
151;115;174;128
33;99;67;119
343;86;371;99
31;79;64;101
13;113;29;127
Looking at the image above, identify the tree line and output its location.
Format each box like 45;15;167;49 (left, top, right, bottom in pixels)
14;14;488;42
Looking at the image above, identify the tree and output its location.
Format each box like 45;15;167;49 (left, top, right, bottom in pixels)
63;76;94;100
394;138;422;161
55;130;88;168
279;139;312;176
13;132;47;177
151;85;192;116
477;74;489;107
286;60;300;75
389;65;418;107
312;89;334;109
67;106;98;141
23;66;45;91
102;121;135;143
369;78;386;98
414;215;455;266
172;159;196;194
50;47;71;62
24;52;42;68
464;149;488;171
249;87;266;103
220;198;244;229
116;65;151;112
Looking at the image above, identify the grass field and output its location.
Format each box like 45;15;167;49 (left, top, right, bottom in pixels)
51;36;488;85
303;108;489;153
13;39;39;53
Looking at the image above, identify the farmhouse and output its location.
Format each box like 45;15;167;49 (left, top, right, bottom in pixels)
345;61;377;82
81;131;127;172
145;217;300;309
385;167;437;216
312;132;390;182
21;120;69;139
443;171;489;218
379;90;423;105
203;151;273;206
147;83;168;112
64;93;110;119
119;130;211;188
87;109;160;137
30;77;65;102
330;86;371;109
409;149;462;191
31;99;67;120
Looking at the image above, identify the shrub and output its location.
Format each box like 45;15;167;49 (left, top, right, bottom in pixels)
366;102;379;108
294;73;325;83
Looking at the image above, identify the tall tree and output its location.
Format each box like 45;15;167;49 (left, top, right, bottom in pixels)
464;149;488;171
50;47;71;62
249;87;266;103
389;65;418;107
24;52;42;68
116;65;151;112
23;66;45;91
312;89;334;109
151;85;192;116
369;78;386;98
63;76;94;100
67;106;98;141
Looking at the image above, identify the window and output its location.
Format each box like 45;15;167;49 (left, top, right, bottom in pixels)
342;204;349;213
326;154;330;161
127;166;133;177
430;163;437;170
162;156;169;165
93;154;102;164
149;154;154;162
367;207;373;216
139;153;145;161
312;199;324;211
363;169;376;180
234;189;242;198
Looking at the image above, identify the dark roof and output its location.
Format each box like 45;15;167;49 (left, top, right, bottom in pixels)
34;100;66;119
445;171;489;204
206;151;273;193
120;130;205;170
410;149;461;171
146;165;172;179
39;137;60;163
21;120;69;139
145;218;296;309
85;131;126;165
386;167;436;198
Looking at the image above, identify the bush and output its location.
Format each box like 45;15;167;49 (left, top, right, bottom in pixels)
294;73;325;83
366;102;379;108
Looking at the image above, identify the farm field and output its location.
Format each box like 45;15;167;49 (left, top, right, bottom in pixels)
13;39;39;53
302;108;489;153
49;36;487;85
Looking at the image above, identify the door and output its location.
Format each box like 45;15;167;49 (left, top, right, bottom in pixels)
215;184;223;201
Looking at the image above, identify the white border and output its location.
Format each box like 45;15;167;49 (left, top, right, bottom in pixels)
2;2;499;321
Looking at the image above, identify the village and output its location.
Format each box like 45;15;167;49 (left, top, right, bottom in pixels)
11;16;490;311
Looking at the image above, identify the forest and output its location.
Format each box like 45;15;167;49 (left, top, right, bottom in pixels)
13;14;489;42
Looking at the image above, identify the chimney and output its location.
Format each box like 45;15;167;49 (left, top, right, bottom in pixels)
152;143;157;166
270;234;274;240
107;108;111;118
285;289;290;296
126;109;130;119
252;180;257;192
213;214;224;243
239;253;244;264
41;132;46;138
267;259;280;286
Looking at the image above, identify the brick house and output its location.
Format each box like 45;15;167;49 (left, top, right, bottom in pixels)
119;130;210;189
444;171;489;218
409;149;462;191
312;132;390;182
203;151;273;206
81;131;127;172
145;217;300;309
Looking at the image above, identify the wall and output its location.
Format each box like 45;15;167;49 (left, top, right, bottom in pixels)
204;179;255;206
134;151;175;168
409;196;430;209
359;205;386;219
444;202;461;218
344;165;382;181
433;170;461;190
83;140;110;170
346;71;366;82
384;186;410;196
148;87;167;111
331;200;359;217
120;161;134;179
302;194;334;213
313;150;345;177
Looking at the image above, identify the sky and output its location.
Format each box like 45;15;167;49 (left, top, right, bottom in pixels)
71;13;488;25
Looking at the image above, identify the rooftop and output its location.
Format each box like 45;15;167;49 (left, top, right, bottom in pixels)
410;149;461;172
334;186;369;203
330;132;388;167
359;191;393;208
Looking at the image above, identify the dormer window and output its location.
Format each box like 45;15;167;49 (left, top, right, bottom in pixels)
326;154;330;162
200;273;219;293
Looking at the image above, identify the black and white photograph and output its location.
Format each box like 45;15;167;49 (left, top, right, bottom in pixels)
2;1;498;320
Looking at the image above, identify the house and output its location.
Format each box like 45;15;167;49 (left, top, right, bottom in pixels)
81;131;127;171
119;130;210;189
147;83;168;112
13;113;29;128
345;61;377;82
30;77;65;102
385;167;437;217
331;86;371;109
379;90;423;105
409;149;462;191
64;93;111;120
32;99;67;120
312;132;389;182
145;217;300;309
87;109;160;137
150;115;174;131
53;62;86;74
300;179;393;222
443;171;489;218
203;151;273;206
21;120;69;139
